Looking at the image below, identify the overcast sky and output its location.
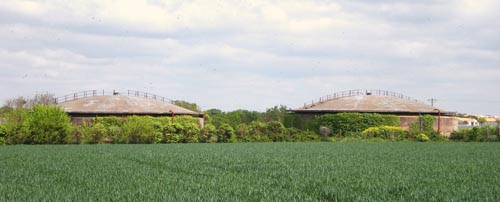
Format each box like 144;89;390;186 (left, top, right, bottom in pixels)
0;0;499;115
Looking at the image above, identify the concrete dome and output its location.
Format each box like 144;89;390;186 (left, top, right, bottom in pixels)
292;90;451;115
58;95;200;116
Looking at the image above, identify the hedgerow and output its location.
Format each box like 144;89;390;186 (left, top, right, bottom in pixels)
450;126;500;142
318;113;400;136
361;126;408;140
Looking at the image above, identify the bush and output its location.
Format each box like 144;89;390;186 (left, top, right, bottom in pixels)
0;124;6;145
4;108;29;144
24;105;72;144
123;116;162;144
199;124;217;143
284;128;321;142
81;122;107;144
266;121;286;142
409;115;436;139
450;126;499;142
248;121;270;142
416;133;429;142
234;124;250;142
217;124;236;143
161;116;201;143
361;126;408;140
318;113;400;137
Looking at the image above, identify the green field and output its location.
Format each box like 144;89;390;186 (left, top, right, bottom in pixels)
1;143;500;201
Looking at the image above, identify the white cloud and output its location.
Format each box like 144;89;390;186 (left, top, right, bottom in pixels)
0;0;499;115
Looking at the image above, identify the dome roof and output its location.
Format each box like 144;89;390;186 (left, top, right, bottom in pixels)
292;90;452;115
58;95;200;116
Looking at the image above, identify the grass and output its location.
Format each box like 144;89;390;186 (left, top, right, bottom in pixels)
1;142;500;201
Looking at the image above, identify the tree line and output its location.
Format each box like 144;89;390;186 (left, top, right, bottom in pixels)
1;93;499;145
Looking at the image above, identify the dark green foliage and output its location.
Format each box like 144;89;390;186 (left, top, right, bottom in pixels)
206;105;289;128
207;109;261;128
450;126;499;142
266;121;286;142
408;115;444;141
0;124;6;145
199;124;217;143
217;124;236;143
2;143;500;201
260;105;288;123
284;128;321;142
318;113;400;136
24;105;72;144
421;115;435;133
283;113;303;128
234;124;250;142
302;118;321;133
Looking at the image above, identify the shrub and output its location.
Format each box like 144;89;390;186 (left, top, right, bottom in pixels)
82;123;107;144
449;130;465;141
217;124;236;143
24;105;72;144
248;121;269;142
163;123;182;143
0;124;6;145
409;115;436;139
234;124;250;142
450;126;499;142
199;124;217;143
4;108;29;144
318;113;400;137
284;128;321;142
123;116;162;144
266;121;286;142
298;130;321;142
303;118;321;134
361;126;408;140
416;133;429;142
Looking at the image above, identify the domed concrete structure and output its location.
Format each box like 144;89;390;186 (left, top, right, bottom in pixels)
291;89;458;135
56;90;203;125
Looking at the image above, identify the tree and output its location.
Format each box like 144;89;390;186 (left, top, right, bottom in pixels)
217;124;235;143
4;96;28;109
477;117;487;125
3;93;55;109
173;100;201;112
4;108;29;144
24;105;72;144
260;105;288;123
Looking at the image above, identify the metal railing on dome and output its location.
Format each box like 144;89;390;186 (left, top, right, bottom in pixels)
302;89;422;109
54;90;173;104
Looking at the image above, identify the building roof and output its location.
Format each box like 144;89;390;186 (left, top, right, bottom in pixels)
291;90;453;115
57;92;201;117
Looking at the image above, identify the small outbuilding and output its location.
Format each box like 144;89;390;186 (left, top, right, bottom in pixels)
56;90;203;126
290;89;458;136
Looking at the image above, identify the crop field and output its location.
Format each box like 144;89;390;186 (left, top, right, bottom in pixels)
1;143;500;201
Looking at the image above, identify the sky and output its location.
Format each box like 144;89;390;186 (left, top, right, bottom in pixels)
0;0;499;115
